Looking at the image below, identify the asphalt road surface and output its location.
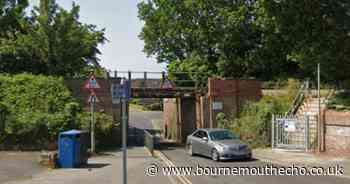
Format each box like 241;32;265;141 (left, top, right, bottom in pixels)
129;110;163;130
161;146;350;184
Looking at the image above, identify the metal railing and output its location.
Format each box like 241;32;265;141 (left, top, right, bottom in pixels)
144;130;155;156
286;80;310;116
106;70;209;89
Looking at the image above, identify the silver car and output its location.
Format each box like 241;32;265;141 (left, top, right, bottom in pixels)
186;128;252;161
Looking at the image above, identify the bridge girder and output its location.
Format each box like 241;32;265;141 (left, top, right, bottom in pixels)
131;88;200;98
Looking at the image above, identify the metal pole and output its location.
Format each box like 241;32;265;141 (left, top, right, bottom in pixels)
122;98;128;184
276;115;279;146
144;72;147;88
91;100;95;154
317;63;321;152
271;114;275;149
305;115;310;151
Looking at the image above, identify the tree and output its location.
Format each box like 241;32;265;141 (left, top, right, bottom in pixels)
257;0;350;83
138;0;350;83
0;0;106;77
138;0;296;82
0;0;28;37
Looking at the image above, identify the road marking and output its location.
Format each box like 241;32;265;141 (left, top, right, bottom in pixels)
154;150;193;184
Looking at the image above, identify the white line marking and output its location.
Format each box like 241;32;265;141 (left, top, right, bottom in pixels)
155;150;193;184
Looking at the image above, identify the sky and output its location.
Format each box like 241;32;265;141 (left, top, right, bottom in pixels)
30;0;166;72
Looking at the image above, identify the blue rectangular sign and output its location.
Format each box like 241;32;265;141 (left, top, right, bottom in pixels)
111;79;131;103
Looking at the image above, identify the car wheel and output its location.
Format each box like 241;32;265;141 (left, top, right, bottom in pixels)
187;144;194;156
246;153;252;161
211;149;220;161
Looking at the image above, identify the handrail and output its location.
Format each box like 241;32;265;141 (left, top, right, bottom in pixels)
286;80;309;116
144;130;155;156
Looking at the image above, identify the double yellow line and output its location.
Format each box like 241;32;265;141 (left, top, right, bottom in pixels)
154;150;193;184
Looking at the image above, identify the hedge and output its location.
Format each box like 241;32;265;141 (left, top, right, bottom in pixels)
0;74;115;150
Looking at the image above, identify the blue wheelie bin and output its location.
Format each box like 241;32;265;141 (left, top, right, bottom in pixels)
58;130;89;168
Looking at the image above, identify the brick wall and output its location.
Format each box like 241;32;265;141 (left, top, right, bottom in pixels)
207;78;262;128
163;97;197;143
180;98;197;143
196;96;210;128
163;98;178;140
324;110;350;153
163;78;262;143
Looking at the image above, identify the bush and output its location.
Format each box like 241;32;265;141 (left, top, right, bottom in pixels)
225;79;300;148
0;74;115;150
232;96;289;147
326;91;350;111
0;74;78;147
78;112;117;149
216;112;230;129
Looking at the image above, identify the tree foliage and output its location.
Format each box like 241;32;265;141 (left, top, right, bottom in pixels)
0;0;106;77
138;0;350;82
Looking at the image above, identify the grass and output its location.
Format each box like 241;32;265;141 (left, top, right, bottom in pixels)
129;103;147;112
151;119;162;130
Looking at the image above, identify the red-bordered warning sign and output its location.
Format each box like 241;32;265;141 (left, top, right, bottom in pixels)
84;74;101;90
87;91;99;103
161;78;175;89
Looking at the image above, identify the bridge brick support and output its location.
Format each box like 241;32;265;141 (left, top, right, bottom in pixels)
163;78;262;143
207;78;262;128
163;97;197;143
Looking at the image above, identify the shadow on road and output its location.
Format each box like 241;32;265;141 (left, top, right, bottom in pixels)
80;163;110;169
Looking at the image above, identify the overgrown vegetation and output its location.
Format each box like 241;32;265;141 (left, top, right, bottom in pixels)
130;99;163;111
216;79;300;147
327;91;350;111
0;74;115;150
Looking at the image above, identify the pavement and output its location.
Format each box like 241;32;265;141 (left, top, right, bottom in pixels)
253;148;350;178
0;151;44;183
3;109;350;184
160;145;350;184
3;147;173;184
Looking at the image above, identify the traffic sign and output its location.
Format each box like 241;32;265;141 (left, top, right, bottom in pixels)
111;83;122;104
88;92;99;103
120;79;131;99
161;78;175;89
111;78;131;103
84;75;101;90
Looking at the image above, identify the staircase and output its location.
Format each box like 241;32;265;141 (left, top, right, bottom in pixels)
296;97;326;118
294;97;327;148
283;80;328;149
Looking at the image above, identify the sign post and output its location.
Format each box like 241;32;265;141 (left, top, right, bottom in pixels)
121;78;130;184
121;97;127;184
90;95;95;154
84;74;100;154
111;78;130;184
